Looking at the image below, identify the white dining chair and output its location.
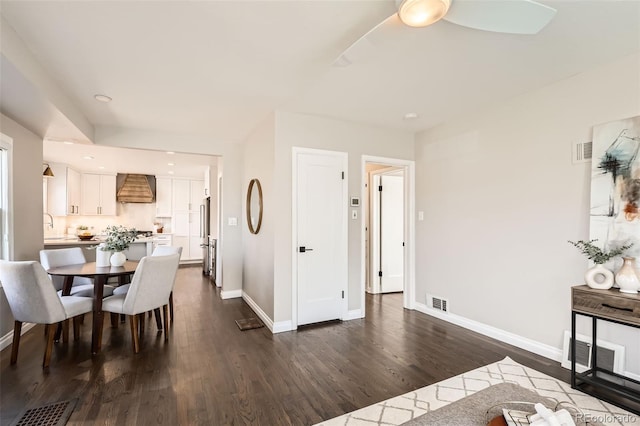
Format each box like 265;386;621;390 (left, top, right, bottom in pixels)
0;260;94;368
40;247;115;298
100;253;180;353
113;245;182;323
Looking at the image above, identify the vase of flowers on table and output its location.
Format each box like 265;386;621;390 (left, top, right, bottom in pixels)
100;225;138;267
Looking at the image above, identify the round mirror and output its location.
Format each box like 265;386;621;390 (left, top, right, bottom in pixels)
246;179;263;234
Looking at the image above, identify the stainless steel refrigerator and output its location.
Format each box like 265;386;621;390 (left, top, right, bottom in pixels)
200;197;211;276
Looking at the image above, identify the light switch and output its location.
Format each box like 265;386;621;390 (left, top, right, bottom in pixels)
418;211;424;221
351;210;358;220
228;217;238;226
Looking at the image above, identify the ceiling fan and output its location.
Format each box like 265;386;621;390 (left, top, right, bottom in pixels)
334;0;557;66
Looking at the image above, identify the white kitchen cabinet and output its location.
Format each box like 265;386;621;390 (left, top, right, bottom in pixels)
155;177;172;217
171;179;204;261
172;179;190;211
204;166;211;197
81;173;116;216
47;163;81;216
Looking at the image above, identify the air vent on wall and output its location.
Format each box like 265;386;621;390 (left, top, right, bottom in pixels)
560;331;625;374
427;294;449;313
572;141;593;164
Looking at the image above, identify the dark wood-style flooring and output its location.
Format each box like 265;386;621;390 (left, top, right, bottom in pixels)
0;266;568;425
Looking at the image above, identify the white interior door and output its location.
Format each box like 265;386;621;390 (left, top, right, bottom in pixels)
371;171;404;293
296;150;347;326
380;173;404;292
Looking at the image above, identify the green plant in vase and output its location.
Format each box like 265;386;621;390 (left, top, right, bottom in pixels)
101;225;138;266
568;239;633;289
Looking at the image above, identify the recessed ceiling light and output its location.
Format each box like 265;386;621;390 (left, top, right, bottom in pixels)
94;94;112;103
403;112;419;120
168;162;175;166
83;155;94;160
166;151;175;155
168;171;175;175
63;141;74;145
98;166;105;169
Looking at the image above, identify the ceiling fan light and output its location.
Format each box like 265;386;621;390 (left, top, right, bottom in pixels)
398;0;451;28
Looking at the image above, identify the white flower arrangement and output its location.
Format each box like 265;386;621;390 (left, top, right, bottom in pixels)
100;225;138;252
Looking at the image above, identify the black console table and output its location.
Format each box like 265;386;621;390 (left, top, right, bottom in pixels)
571;285;640;415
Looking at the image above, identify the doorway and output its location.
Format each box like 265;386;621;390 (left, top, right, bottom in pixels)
361;156;415;317
369;167;404;294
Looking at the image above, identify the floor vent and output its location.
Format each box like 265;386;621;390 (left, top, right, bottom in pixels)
427;294;448;313
572;141;593;164
560;331;625;374
10;399;77;426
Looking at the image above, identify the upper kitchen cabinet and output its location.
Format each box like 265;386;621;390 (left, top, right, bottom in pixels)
155;177;172;217
204;166;211;197
81;173;116;216
172;179;203;211
47;163;81;216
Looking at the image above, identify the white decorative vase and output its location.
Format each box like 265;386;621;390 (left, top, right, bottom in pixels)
110;251;126;267
584;264;614;290
615;257;640;294
96;244;112;268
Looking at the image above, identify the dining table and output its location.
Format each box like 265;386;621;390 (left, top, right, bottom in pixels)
46;261;139;354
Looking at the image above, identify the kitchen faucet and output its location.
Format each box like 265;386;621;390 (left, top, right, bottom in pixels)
43;213;54;229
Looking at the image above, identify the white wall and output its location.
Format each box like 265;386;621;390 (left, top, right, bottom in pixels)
414;53;640;374
0;114;44;335
242;113;275;319
272;111;414;324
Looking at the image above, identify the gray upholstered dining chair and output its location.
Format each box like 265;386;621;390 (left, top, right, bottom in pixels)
40;247;115;298
0;260;94;368
113;245;182;323
100;253;180;353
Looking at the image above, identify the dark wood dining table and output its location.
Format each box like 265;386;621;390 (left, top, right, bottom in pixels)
46;261;138;354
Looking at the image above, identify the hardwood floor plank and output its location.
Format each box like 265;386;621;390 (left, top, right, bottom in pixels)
1;266;572;425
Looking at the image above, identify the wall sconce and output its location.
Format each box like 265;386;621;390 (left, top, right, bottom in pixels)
43;163;54;178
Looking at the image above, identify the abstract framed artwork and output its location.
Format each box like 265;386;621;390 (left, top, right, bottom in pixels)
590;115;640;271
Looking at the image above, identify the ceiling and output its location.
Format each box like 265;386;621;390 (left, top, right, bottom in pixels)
43;140;214;179
1;1;639;144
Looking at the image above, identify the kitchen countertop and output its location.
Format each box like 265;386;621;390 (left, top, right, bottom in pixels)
44;236;155;246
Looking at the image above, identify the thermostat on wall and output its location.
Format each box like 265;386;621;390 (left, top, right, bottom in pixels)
350;197;360;207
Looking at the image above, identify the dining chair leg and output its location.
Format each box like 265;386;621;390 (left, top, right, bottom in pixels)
43;323;57;368
73;317;81;341
110;313;119;328
10;321;22;364
139;313;145;335
162;305;169;341
120;314;126;323
169;292;174;323
54;323;63;342
153;308;162;330
62;319;70;343
128;315;140;354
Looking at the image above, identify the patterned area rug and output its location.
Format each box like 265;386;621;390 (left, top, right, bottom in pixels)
316;357;639;426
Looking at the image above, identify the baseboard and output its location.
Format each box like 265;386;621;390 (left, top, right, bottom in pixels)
0;323;36;351
241;291;275;332
625;370;640;382
414;302;563;362
273;320;294;334
220;289;242;299
343;309;363;321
